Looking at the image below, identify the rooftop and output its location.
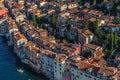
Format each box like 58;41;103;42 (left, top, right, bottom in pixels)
83;43;100;50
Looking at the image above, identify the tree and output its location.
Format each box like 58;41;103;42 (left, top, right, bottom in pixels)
93;0;96;5
66;18;71;31
89;19;99;34
100;4;109;15
114;32;117;46
80;0;86;4
33;15;37;28
62;39;68;45
115;18;120;24
94;37;99;45
83;21;89;30
115;0;119;3
110;31;114;50
83;50;91;58
75;0;78;4
96;0;103;4
111;3;118;16
51;13;58;27
94;19;99;34
66;18;70;26
103;0;108;3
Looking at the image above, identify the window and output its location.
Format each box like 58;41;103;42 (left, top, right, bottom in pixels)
76;75;79;78
85;75;87;77
80;72;83;75
88;76;92;78
59;64;61;66
55;70;57;72
60;68;61;70
55;66;56;68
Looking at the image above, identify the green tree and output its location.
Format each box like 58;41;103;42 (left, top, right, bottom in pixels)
101;5;109;15
94;19;99;34
33;15;37;28
96;0;103;4
115;18;120;24
62;39;68;45
115;0;119;3
75;0;78;4
84;21;89;30
83;50;91;58
66;18;71;31
90;19;99;35
94;37;99;45
80;0;86;4
89;22;94;32
66;18;70;26
114;32;117;45
111;4;118;16
103;0;108;3
93;0;96;5
51;13;58;27
110;31;114;50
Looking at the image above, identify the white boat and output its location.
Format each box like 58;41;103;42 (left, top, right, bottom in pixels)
17;68;24;73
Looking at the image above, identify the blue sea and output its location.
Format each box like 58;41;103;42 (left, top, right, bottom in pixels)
0;37;47;80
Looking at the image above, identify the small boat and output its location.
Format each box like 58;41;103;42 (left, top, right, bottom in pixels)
17;68;24;73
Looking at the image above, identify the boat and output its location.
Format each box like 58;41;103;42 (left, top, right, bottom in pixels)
17;68;24;73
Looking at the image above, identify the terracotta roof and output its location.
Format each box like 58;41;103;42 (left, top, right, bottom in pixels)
94;51;104;58
89;18;96;22
84;29;93;36
78;61;93;70
14;33;26;42
55;54;68;63
113;71;120;80
97;58;106;66
88;10;103;16
0;10;8;16
83;43;100;50
107;23;116;27
98;66;117;77
81;9;88;13
67;2;76;5
24;41;35;47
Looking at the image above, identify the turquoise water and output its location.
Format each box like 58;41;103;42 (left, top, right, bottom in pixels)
0;37;47;80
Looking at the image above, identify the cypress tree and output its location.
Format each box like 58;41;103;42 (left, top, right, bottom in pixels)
93;0;96;5
33;15;37;28
103;0;108;3
94;19;99;34
115;0;118;3
110;31;114;50
84;21;89;30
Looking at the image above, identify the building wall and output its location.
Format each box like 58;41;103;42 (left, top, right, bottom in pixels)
54;61;66;80
68;4;78;9
71;67;101;80
39;54;54;79
0;20;8;35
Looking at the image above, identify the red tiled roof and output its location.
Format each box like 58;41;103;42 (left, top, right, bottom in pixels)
0;10;8;16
